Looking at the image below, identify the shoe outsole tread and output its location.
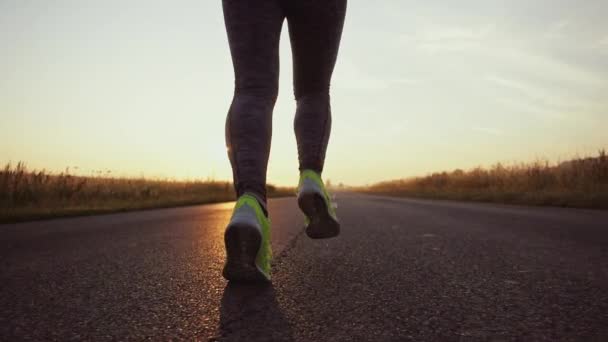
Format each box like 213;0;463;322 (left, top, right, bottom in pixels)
298;191;340;239
223;222;270;283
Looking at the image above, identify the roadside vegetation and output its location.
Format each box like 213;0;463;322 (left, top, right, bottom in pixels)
358;150;608;209
0;163;294;223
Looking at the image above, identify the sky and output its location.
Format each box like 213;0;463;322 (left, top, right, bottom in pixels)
1;0;607;186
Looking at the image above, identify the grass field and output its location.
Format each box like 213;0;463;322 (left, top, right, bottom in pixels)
357;150;608;209
0;163;294;223
4;150;606;223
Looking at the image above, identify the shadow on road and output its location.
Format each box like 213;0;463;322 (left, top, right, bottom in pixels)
214;283;294;341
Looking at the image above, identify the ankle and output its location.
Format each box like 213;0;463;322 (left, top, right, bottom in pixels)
242;192;269;217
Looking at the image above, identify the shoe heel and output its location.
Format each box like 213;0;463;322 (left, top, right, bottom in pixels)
223;223;269;282
298;191;340;239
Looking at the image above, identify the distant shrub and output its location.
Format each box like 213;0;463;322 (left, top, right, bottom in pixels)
0;163;293;222
359;150;608;209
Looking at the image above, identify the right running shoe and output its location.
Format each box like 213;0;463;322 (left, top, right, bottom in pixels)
297;169;340;239
222;193;272;283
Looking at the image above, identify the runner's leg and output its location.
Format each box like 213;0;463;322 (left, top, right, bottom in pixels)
286;0;347;173
223;0;285;206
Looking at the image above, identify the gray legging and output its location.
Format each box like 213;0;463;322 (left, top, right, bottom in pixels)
223;0;347;203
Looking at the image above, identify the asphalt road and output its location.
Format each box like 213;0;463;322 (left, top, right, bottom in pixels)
1;193;607;341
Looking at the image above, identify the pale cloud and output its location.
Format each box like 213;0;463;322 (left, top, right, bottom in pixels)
419;25;494;42
494;97;568;120
334;58;390;91
398;24;494;53
493;46;604;86
484;76;532;93
596;36;608;53
470;126;504;136
543;19;571;40
485;74;600;120
390;78;420;86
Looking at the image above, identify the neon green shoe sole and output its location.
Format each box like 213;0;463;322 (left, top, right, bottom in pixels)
222;194;272;282
297;170;340;239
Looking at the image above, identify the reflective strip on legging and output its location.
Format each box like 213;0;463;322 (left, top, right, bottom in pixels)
223;0;347;201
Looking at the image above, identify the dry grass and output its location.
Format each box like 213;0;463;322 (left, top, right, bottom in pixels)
0;163;294;223
358;150;608;209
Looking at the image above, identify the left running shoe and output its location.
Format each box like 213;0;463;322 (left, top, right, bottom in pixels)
222;193;272;282
297;169;340;239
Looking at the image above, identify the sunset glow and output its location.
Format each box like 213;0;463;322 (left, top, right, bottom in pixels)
1;0;606;186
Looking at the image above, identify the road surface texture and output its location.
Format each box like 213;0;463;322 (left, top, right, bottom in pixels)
2;193;608;341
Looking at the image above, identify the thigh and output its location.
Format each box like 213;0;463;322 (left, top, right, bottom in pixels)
285;0;347;98
222;0;285;94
